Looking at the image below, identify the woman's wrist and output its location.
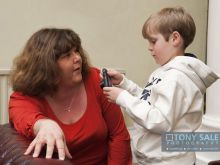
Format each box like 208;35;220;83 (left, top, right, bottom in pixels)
33;119;57;135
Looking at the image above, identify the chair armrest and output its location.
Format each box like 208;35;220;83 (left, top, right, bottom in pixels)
208;160;220;165
0;123;72;165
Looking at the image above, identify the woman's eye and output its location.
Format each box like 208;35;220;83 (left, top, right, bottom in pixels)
59;52;71;59
66;52;71;56
70;48;79;55
75;48;79;52
66;49;75;56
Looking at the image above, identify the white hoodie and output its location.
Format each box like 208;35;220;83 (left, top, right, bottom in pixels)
116;55;219;165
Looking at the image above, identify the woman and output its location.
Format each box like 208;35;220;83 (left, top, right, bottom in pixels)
9;28;132;165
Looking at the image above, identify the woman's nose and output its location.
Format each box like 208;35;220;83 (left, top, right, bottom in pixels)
72;52;80;63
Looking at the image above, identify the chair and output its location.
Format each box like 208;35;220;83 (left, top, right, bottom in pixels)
0;123;73;165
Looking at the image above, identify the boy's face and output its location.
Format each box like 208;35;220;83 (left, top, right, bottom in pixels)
146;32;179;66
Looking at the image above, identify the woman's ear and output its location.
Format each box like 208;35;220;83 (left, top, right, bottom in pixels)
170;31;183;48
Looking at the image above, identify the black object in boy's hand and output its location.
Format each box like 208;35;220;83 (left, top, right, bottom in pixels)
100;68;112;88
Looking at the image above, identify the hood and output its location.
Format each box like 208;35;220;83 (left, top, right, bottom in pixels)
164;55;220;94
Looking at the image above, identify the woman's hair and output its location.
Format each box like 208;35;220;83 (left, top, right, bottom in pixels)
142;7;196;49
10;28;91;97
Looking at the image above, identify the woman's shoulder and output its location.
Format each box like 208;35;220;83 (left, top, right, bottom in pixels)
11;91;33;99
86;67;101;82
10;91;45;107
84;67;103;99
84;67;101;88
89;67;101;75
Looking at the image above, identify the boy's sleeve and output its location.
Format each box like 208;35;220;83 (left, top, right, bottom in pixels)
117;76;143;97
116;81;189;133
9;92;47;139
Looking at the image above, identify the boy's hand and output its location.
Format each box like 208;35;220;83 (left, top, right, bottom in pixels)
103;87;124;103
100;69;123;85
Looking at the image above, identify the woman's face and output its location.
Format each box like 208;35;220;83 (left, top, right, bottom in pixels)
57;49;83;87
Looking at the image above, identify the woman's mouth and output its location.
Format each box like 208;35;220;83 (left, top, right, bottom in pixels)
73;67;81;74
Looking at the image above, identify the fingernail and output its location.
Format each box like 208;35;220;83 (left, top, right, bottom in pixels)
60;157;65;160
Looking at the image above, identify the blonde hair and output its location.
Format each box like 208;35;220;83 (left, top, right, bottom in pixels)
142;7;196;49
10;28;91;97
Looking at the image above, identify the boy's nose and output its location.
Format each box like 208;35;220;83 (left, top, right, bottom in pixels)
148;45;153;51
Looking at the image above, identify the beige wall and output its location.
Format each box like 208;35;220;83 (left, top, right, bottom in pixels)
0;0;208;87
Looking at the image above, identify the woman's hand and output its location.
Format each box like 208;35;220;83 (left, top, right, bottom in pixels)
24;119;72;160
103;87;124;103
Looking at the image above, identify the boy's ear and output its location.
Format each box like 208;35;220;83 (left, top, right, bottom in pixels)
171;31;183;47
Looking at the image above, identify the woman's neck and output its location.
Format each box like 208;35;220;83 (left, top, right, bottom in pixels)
45;80;87;123
49;81;83;101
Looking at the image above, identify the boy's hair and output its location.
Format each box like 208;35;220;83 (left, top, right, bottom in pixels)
142;7;196;49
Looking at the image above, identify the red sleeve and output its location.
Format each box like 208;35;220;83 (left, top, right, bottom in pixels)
101;94;132;165
90;68;132;165
9;92;48;139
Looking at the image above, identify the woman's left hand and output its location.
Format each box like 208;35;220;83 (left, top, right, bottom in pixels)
103;87;124;103
24;119;72;160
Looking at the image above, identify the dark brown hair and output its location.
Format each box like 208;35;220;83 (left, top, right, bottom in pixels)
10;28;91;97
142;7;196;49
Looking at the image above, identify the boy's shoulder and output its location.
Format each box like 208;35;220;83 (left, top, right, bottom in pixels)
160;68;189;83
159;55;219;94
153;56;198;84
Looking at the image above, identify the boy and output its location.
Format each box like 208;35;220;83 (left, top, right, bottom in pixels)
103;7;219;165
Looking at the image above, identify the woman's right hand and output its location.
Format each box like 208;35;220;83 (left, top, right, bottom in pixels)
24;119;72;160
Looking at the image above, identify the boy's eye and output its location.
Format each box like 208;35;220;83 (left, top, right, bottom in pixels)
150;39;156;44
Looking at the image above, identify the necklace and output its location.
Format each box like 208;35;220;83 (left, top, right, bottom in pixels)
63;86;82;112
64;94;76;112
47;83;83;113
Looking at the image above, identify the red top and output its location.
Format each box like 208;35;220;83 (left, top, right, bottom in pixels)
9;67;132;165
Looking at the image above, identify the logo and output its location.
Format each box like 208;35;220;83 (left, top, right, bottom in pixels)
162;132;220;152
